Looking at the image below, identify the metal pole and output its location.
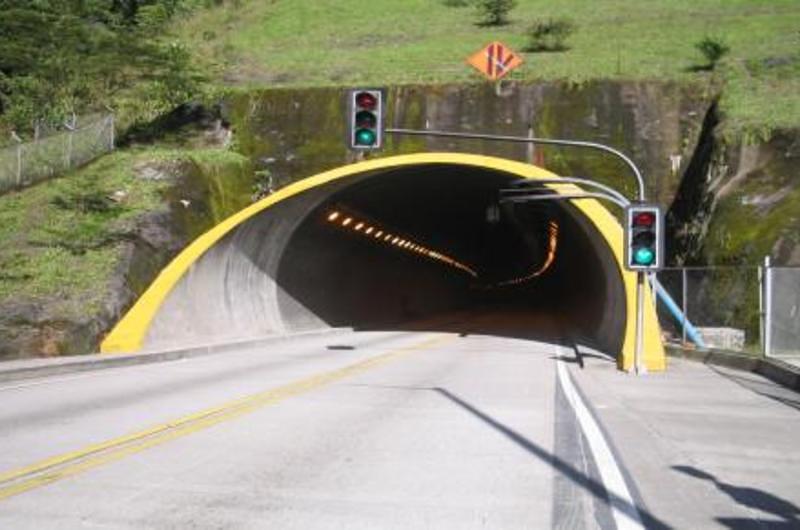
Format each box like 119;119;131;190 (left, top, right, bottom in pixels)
506;176;630;206
385;128;646;201
65;122;74;169
764;256;772;357
635;271;647;374
104;105;116;151
66;131;72;169
108;114;115;151
16;143;22;187
682;267;688;346
758;260;764;357
500;191;629;210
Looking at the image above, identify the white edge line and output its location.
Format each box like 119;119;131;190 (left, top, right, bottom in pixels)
556;352;645;530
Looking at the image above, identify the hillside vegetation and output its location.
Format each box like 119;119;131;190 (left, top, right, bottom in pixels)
0;0;203;139
1;1;797;139
176;0;799;135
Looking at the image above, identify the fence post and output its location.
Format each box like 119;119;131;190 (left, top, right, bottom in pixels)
108;113;115;151
103;106;115;152
16;143;22;187
763;256;772;357
65;114;77;170
65;129;72;169
10;131;22;187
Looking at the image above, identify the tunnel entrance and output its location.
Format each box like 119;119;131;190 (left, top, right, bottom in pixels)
276;163;626;353
103;153;665;368
127;158;627;358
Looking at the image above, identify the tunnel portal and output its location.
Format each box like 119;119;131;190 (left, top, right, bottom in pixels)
102;153;664;370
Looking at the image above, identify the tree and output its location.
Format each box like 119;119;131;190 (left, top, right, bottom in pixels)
524;19;576;52
476;0;517;26
694;37;730;70
0;0;203;135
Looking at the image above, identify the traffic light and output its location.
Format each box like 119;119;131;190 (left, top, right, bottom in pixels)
348;89;383;150
625;204;663;271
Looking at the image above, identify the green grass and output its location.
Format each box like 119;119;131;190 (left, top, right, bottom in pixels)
177;0;800;133
0;147;248;317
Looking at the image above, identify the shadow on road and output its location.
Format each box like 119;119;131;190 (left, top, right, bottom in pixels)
433;386;671;530
673;465;800;529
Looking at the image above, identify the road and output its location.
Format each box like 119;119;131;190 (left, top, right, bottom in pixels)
1;312;799;529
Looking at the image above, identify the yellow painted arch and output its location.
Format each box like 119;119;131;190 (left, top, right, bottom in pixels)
101;153;665;371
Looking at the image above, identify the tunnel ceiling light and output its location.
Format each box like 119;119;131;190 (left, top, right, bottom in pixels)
323;207;478;279
488;220;559;289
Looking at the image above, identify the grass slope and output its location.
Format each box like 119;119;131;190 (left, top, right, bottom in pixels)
178;0;800;133
0;147;248;317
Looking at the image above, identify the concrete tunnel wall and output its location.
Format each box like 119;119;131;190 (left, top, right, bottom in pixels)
102;153;666;371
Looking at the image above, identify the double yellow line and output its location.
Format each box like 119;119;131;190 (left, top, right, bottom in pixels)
0;334;452;501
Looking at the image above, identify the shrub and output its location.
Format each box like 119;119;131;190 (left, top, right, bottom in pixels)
475;0;516;27
442;0;469;6
695;37;730;70
524;18;576;52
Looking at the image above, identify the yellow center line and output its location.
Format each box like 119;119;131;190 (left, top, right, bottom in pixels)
0;334;454;501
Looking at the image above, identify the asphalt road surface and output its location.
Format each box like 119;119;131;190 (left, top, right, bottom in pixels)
1;312;799;529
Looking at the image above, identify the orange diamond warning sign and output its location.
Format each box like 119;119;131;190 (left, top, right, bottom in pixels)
467;41;523;81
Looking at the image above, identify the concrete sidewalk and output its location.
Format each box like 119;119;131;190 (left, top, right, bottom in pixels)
0;328;352;384
569;353;800;529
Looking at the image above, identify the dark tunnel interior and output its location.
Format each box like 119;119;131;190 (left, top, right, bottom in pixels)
274;164;627;354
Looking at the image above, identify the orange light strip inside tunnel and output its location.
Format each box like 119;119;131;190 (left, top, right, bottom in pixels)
487;220;559;289
325;209;479;278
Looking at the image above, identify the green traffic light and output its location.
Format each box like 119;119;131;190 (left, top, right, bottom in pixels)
355;128;377;146
633;247;655;266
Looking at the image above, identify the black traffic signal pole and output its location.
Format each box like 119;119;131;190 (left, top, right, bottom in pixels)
384;127;650;374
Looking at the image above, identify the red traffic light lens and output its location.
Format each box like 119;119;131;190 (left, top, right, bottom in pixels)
355;92;377;110
632;212;656;227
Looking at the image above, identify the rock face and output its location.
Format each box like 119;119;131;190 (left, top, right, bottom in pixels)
0;154;253;360
225;81;710;210
0;208;186;359
687;128;800;266
663;105;800;344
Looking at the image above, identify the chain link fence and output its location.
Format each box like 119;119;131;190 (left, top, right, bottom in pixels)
0;114;115;194
655;264;800;362
656;267;762;354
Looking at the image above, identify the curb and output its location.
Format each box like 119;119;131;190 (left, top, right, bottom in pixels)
666;345;800;392
0;328;352;384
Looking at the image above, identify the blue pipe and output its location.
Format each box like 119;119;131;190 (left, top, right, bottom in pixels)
651;276;707;348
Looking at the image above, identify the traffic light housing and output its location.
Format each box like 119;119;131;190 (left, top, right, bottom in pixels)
625;204;663;271
348;89;384;150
